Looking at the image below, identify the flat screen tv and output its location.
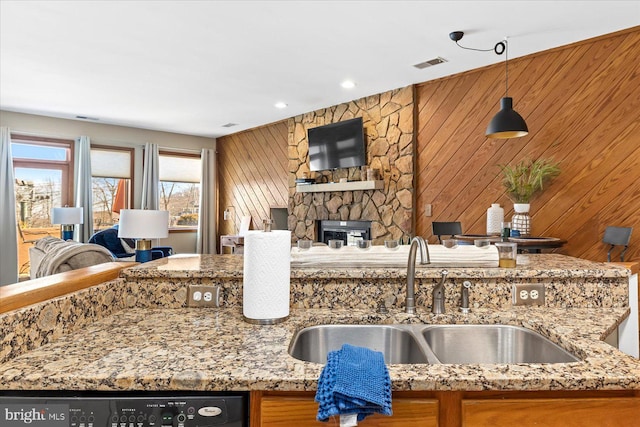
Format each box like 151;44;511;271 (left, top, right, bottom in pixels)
307;117;366;171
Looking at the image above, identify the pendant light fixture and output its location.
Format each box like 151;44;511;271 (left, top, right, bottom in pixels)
450;31;529;139
485;38;528;139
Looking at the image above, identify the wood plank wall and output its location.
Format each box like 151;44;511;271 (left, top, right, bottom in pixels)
216;121;289;245
415;27;640;261
217;28;638;261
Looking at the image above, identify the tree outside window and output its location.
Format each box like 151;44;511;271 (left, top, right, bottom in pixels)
90;146;133;231
159;152;201;229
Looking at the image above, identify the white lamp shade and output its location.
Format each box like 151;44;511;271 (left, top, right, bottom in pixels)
118;209;169;239
51;207;84;224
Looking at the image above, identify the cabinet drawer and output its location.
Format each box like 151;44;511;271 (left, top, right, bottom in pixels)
259;396;438;427
462;398;640;427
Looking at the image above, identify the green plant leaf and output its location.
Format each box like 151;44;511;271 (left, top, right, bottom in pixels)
498;158;560;203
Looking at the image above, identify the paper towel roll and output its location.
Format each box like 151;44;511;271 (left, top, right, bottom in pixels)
243;230;291;323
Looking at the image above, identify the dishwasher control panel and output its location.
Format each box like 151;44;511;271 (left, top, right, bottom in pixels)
1;393;247;427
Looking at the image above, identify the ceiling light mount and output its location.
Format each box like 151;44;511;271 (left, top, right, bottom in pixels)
449;31;464;42
449;30;528;139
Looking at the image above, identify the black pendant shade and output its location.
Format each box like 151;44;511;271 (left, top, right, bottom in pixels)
485;97;529;139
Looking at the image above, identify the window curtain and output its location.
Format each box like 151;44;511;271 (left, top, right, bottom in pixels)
141;142;159;210
197;147;216;254
74;136;94;242
0;127;18;285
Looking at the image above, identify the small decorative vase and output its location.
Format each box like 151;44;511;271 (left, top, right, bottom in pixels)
512;203;531;236
486;203;504;235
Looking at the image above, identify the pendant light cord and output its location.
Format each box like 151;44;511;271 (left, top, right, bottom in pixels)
454;41;494;52
504;39;509;98
450;33;510;97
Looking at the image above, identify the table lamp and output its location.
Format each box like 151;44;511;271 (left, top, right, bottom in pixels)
118;209;169;262
51;207;84;240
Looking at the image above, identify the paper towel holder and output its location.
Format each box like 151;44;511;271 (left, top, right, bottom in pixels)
243;315;288;325
242;224;290;326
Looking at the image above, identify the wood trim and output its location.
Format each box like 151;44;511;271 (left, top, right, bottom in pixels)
10;133;75;149
254;391;438;427
167;227;197;233
158;149;201;158
11;134;76;206
0;262;137;314
462;398;640;426
610;262;639;276
252;390;639;427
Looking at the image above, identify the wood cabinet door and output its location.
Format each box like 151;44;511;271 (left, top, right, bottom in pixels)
462;398;640;427
259;395;438;427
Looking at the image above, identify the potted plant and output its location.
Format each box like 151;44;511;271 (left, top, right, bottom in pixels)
498;158;560;235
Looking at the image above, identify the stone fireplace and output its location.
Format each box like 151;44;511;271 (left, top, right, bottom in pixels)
287;86;415;244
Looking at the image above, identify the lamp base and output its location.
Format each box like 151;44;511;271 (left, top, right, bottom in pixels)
135;239;153;263
61;225;74;241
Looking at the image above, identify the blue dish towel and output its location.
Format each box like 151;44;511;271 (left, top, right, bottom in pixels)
315;344;392;422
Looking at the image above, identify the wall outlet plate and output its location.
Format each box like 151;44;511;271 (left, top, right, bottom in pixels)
512;283;545;306
188;285;220;307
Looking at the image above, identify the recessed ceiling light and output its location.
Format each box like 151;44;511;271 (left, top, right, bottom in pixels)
341;80;356;89
274;102;288;109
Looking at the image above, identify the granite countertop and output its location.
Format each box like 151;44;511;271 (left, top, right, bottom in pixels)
120;254;632;280
1;306;638;392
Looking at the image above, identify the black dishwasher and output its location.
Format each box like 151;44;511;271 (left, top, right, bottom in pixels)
0;391;248;427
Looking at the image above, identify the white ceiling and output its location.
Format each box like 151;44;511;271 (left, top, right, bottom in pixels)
1;1;638;138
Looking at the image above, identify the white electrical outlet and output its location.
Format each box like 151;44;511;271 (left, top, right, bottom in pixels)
513;283;545;306
188;285;220;307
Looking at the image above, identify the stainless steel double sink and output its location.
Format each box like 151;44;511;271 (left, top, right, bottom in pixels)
288;324;580;365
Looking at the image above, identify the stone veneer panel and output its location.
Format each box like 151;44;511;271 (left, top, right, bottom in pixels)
288;86;415;243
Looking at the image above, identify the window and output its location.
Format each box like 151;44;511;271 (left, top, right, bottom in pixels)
11;135;74;279
90;146;133;231
159;151;201;229
12;136;74;227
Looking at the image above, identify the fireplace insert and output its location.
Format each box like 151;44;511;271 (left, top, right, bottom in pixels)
317;220;371;246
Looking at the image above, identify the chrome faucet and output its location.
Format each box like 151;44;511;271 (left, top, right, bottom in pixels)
431;270;449;314
405;236;430;314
